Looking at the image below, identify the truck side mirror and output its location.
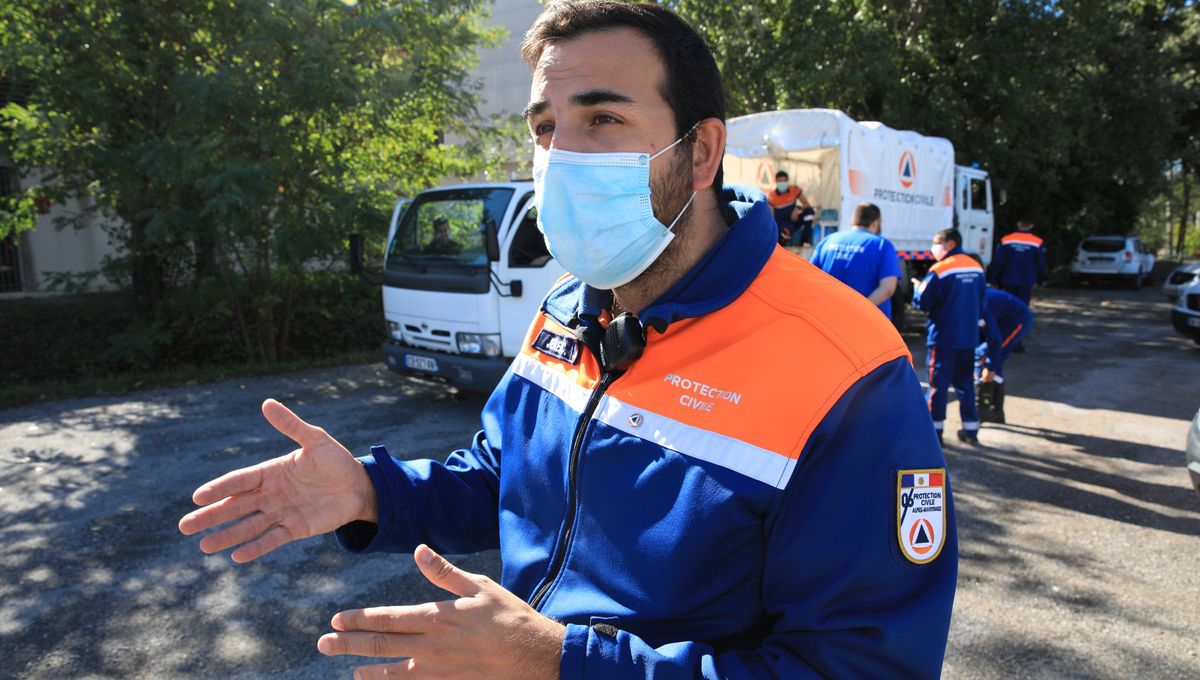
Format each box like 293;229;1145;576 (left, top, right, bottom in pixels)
484;218;500;262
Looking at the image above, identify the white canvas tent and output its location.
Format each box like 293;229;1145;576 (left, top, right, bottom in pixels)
724;109;956;253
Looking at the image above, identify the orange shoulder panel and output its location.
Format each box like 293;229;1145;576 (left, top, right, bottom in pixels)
1002;232;1043;247
929;253;983;275
610;247;911;463
765;186;801;208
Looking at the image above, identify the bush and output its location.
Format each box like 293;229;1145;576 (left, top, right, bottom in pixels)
1;272;383;387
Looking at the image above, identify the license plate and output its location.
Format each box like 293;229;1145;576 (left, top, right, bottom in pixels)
403;354;439;373
1188;317;1200;328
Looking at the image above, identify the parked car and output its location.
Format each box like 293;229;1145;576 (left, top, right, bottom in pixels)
1171;279;1200;346
1069;235;1155;288
1163;261;1200;300
1188;407;1200;497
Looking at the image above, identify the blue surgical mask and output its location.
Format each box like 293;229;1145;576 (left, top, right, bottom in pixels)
776;181;788;193
533;132;697;290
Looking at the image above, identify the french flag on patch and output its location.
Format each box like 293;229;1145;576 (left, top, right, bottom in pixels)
902;472;944;488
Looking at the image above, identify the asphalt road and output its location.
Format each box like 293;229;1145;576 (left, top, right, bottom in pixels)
1;283;1198;679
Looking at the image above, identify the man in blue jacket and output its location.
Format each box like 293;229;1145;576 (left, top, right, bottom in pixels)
988;219;1046;305
811;201;900;319
976;288;1034;423
179;3;957;678
914;228;987;444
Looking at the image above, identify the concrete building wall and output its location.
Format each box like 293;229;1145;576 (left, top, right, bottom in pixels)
477;0;544;120
19;193;120;292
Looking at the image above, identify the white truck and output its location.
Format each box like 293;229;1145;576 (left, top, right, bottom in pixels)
723;109;994;325
380;182;566;391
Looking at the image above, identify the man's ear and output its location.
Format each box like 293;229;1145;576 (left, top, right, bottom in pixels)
690;117;726;192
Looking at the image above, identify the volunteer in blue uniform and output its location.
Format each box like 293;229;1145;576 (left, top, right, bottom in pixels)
914;228;987;444
180;4;957;679
988;219;1046;304
811;201;900;319
976;288;1034;423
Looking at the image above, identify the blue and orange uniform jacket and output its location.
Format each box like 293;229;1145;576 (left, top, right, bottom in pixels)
981;288;1034;373
765;184;805;235
989;231;1047;287
914;248;987;348
336;186;958;678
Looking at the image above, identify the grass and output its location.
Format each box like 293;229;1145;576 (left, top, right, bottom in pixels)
0;349;379;411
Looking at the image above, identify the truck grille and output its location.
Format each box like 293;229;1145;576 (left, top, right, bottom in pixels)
403;324;453;348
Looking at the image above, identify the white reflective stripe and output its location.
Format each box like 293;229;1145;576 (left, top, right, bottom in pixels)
962;421;980;430
510;353;593;413
934;266;984;278
932;421;945;430
593;395;798;490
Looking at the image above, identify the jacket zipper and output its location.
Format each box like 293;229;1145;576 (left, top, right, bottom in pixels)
528;369;618;611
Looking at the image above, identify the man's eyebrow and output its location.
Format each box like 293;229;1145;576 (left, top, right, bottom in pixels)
522;99;547;123
522;89;636;124
571;89;634;108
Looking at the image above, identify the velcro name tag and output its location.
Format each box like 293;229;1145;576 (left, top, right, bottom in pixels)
532;329;580;364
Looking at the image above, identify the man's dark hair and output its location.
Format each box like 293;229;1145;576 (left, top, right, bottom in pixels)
1016;219;1033;230
852;202;881;228
775;170;788;180
521;1;726;194
935;228;962;248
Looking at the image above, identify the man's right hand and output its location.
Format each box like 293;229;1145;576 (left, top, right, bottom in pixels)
178;399;377;563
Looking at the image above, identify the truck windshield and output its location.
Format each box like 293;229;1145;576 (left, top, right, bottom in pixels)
384;188;515;293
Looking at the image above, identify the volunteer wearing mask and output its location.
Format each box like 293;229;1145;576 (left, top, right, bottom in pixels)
180;3;957;678
766;170;814;245
913;228;989;444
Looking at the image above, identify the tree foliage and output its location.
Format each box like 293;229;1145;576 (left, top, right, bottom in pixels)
0;0;510;363
675;0;1199;263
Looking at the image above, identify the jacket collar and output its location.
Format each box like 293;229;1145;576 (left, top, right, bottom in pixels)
542;185;776;334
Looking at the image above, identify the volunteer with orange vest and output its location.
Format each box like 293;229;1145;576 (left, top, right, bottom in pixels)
913;228;988;445
976;288;1035;423
766;170;814;245
180;4;957;678
988;219;1046;305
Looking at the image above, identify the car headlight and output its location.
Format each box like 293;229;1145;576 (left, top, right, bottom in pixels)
457;332;502;357
386;320;402;341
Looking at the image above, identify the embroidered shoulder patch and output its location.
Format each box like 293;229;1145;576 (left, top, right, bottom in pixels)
897;468;947;564
532;329;580;364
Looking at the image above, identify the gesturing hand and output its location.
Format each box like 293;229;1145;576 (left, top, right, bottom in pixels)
178;399;377;563
318;545;566;680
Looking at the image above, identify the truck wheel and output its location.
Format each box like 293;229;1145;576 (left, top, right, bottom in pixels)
1128;272;1141;290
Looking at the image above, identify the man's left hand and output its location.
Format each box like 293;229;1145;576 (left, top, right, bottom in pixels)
317;545;565;679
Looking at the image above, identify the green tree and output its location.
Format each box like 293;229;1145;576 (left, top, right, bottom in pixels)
675;0;1194;266
0;0;507;363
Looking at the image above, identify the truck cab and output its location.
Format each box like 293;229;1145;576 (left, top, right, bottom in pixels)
380;182;565;392
954;164;994;267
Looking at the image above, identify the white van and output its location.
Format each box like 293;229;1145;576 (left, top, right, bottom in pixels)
380;182;565;391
